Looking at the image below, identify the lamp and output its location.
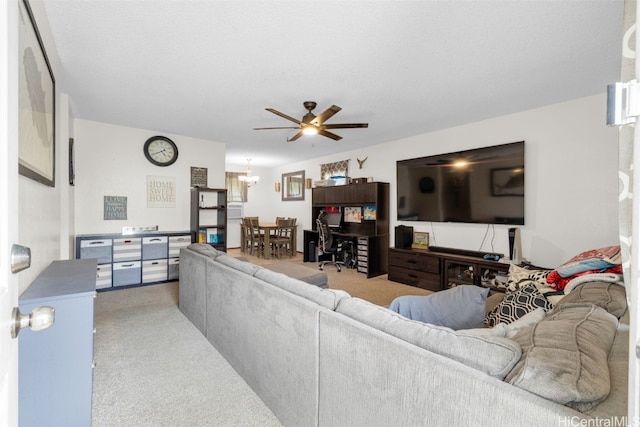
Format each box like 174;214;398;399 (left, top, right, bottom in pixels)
275;182;281;192
238;159;260;187
305;178;313;189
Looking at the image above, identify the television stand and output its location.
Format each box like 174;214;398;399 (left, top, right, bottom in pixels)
388;247;509;292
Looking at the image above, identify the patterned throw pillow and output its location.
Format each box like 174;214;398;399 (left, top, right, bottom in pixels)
485;283;553;327
506;263;551;292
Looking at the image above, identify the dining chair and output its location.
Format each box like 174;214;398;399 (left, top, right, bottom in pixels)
241;217;254;254
271;218;294;258
247;217;264;257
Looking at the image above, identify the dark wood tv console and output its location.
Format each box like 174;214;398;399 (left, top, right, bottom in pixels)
388;247;510;292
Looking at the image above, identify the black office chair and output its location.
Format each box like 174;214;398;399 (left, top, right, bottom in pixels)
316;214;344;272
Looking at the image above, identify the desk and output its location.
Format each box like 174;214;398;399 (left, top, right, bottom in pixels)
241;222;297;259
303;229;388;278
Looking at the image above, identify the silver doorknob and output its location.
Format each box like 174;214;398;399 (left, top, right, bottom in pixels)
11;306;55;338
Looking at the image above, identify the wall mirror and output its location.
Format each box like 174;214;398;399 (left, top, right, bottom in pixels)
282;170;305;201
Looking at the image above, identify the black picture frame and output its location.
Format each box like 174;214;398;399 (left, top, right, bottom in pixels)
491;167;524;197
18;0;56;187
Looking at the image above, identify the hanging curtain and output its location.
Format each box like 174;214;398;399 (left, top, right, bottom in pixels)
320;159;350;180
618;0;637;420
619;0;635;289
225;172;248;203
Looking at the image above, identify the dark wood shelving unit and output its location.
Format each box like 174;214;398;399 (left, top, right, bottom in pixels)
190;187;227;252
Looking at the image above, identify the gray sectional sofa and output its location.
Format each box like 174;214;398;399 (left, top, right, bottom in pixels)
179;244;628;426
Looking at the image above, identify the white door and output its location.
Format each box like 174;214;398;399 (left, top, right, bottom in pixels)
1;0;21;425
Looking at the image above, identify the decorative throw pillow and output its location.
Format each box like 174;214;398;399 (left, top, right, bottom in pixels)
506;303;618;412
388;285;490;330
506;263;551;292
485;282;553;327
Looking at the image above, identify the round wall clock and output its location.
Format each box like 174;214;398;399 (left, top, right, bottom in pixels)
143;136;178;167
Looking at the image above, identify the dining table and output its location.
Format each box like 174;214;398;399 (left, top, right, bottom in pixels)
240;221;297;259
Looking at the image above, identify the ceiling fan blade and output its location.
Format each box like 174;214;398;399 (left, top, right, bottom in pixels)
287;130;305;142
311;105;341;126
318;129;342;141
322;123;369;129
266;108;302;124
253;126;300;130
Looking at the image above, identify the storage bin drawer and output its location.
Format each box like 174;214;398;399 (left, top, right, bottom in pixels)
142;259;168;283
79;239;112;264
168;235;192;257
142;236;168;260
113;238;141;261
112;261;141;287
96;264;112;289
168;257;180;280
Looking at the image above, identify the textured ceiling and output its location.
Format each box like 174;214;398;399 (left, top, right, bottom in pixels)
41;0;624;167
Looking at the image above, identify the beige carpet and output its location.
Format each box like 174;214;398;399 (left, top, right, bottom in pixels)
92;282;282;426
226;248;433;307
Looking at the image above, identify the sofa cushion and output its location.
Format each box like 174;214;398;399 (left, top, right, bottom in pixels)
485;283;553;327
505;303;618;412
462;308;546;339
187;243;222;259
337;297;521;379
254;268;349;310
264;262;328;288
388;285;489;330
551;281;627;319
216;254;263;276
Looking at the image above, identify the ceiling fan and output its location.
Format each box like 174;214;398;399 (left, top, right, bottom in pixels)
253;101;368;142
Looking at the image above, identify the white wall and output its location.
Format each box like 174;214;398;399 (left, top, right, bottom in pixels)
74;119;226;235
244;94;619;268
16;0;74;294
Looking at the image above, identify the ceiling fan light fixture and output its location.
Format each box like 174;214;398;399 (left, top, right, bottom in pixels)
302;126;318;135
255;101;368;142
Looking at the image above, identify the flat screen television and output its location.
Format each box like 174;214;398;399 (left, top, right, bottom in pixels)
396;141;524;225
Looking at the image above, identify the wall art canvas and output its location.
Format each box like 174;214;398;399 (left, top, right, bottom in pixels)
18;0;56;187
147;176;176;208
104;196;127;220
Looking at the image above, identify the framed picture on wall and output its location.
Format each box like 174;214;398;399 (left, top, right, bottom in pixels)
18;0;56;187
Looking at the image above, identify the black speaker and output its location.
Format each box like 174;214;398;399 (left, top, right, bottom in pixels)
395;225;414;249
309;241;317;262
